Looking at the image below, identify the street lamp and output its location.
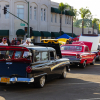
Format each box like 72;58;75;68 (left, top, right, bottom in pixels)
25;0;30;38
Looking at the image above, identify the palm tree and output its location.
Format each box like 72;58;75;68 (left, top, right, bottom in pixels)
59;3;69;35
69;7;78;37
73;9;79;22
79;7;91;35
92;18;99;34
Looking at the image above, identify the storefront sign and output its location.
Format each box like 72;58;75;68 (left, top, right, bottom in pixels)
20;23;25;26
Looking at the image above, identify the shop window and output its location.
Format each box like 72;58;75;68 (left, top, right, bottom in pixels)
41;8;43;21
30;6;32;19
44;9;46;21
5;5;9;19
51;13;53;22
34;7;37;20
17;5;24;19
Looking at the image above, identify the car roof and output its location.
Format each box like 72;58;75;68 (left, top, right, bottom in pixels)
19;45;55;51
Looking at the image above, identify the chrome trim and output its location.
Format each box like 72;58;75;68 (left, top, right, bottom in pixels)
34;73;47;78
0;77;34;83
70;60;81;63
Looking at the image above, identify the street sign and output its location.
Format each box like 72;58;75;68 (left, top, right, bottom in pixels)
20;23;25;26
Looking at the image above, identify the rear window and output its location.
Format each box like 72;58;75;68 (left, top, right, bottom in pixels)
0;50;13;59
61;46;82;51
15;51;22;58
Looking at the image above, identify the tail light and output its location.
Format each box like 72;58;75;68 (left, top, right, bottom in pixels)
26;66;32;73
96;52;98;56
76;54;81;58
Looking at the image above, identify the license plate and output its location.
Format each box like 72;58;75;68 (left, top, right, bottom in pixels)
0;77;10;83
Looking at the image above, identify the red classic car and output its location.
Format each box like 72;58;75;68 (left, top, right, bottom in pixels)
60;41;96;68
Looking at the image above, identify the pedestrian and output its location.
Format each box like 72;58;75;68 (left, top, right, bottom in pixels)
7;38;10;46
0;37;8;46
69;38;73;44
66;40;69;44
22;38;34;46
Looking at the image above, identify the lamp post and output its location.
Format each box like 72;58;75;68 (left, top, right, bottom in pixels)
25;0;30;38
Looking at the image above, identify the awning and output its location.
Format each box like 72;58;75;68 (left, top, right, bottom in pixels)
0;30;9;36
65;10;75;16
16;29;25;35
51;7;65;14
41;31;51;37
31;31;41;37
65;33;77;37
51;32;60;37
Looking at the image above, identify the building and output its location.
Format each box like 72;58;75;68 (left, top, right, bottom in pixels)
1;0;96;43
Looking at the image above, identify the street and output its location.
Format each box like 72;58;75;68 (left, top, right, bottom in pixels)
0;61;100;100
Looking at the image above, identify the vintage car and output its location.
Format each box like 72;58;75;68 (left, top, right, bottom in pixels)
61;41;96;68
0;45;70;88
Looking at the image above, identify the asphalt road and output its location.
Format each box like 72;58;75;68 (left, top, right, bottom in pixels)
0;61;100;100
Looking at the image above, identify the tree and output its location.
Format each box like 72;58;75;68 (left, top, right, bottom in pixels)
73;9;79;22
68;6;78;37
79;7;91;34
59;2;69;35
92;18;99;34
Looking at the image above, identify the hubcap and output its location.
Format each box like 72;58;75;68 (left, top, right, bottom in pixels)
40;76;45;87
83;61;86;68
63;67;67;78
93;59;95;64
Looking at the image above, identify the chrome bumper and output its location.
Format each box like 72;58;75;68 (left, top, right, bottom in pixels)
0;77;34;84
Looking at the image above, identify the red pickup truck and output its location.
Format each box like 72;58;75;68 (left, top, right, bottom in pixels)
61;41;96;68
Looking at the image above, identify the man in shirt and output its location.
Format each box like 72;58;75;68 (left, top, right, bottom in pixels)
22;38;33;59
69;38;73;44
22;38;33;46
0;37;8;46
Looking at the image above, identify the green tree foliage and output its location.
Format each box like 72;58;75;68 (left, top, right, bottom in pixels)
59;2;70;35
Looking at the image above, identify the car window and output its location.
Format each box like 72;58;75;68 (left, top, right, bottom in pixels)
50;51;55;60
34;51;41;62
15;51;22;58
61;46;82;51
0;50;13;59
42;52;48;61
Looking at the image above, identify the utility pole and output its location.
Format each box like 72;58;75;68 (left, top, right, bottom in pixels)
25;0;30;38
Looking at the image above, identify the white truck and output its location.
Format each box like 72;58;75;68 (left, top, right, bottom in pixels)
79;34;100;60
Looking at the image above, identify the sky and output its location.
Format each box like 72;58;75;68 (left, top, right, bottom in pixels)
51;0;99;19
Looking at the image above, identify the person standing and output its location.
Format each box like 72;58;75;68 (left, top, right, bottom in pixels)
69;38;73;44
22;38;34;46
0;37;8;46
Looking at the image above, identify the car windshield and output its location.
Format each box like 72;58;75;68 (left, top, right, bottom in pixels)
61;46;82;52
0;50;14;59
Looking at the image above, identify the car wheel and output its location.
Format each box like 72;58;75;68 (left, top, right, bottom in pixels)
37;76;45;88
97;56;100;61
90;58;95;65
81;61;86;68
61;67;67;79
